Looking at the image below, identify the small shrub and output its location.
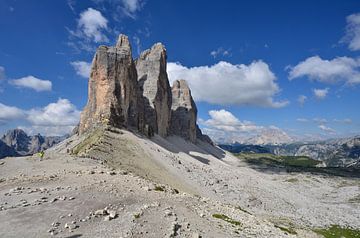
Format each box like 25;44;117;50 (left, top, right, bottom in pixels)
314;225;360;238
212;214;241;226
274;224;297;235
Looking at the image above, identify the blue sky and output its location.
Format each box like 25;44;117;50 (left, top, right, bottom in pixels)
0;0;360;142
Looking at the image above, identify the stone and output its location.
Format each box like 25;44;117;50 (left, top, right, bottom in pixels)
136;43;172;137
192;232;201;238
95;209;107;216
170;80;197;142
79;34;139;134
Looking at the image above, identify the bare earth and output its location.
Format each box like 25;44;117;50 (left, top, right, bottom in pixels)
0;127;359;237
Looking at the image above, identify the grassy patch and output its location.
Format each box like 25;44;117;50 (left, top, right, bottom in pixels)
212;214;241;226
235;152;321;168
72;129;103;155
349;194;360;203
314;225;360;238
274;224;297;235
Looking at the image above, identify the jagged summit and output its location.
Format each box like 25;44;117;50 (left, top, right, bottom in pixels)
79;34;211;144
115;34;131;50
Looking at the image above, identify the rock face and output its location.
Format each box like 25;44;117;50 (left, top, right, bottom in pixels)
79;35;139;134
0;129;64;158
170;80;197;142
136;43;172;137
79;34;212;145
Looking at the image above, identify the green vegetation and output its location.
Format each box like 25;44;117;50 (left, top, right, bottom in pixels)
314;225;360;238
212;214;242;226
274;224;297;235
235;152;321;168
349;194;360;203
71;128;103;155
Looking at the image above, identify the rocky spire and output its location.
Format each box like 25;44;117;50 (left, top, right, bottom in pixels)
79;34;139;134
78;34;212;145
136;43;172;137
170;80;197;142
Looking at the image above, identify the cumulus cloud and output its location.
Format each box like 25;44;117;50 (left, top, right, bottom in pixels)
341;13;360;51
0;103;25;121
313;88;329;100
0;99;80;136
319;124;336;134
27;99;80;127
203;109;261;132
297;95;307;106
77;8;108;43
199;109;263;143
71;61;91;78
10;76;52;92
210;47;231;58
167;61;288;108
288;56;360;84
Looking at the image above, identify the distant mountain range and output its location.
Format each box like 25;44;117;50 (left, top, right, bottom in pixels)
0;129;66;159
220;136;360;168
242;128;295;145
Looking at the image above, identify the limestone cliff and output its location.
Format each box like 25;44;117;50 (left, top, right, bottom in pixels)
170;80;197;142
136;43;172;137
79;35;139;134
79;34;212;145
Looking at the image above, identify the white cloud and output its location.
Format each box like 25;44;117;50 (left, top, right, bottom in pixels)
0;103;25;121
78;8;108;43
0;99;80;136
19;125;76;137
199;109;263;143
203;109;261;133
313;88;329;100
288;56;360;84
120;0;144;18
167;61;288;108
210;47;231;58
10;76;52;92
318;125;336;134
313;118;328;124
341;13;360;51
0;66;5;80
333;118;352;124
133;35;141;55
297;95;307;106
297;118;309;122
27;99;80;127
71;61;91;78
